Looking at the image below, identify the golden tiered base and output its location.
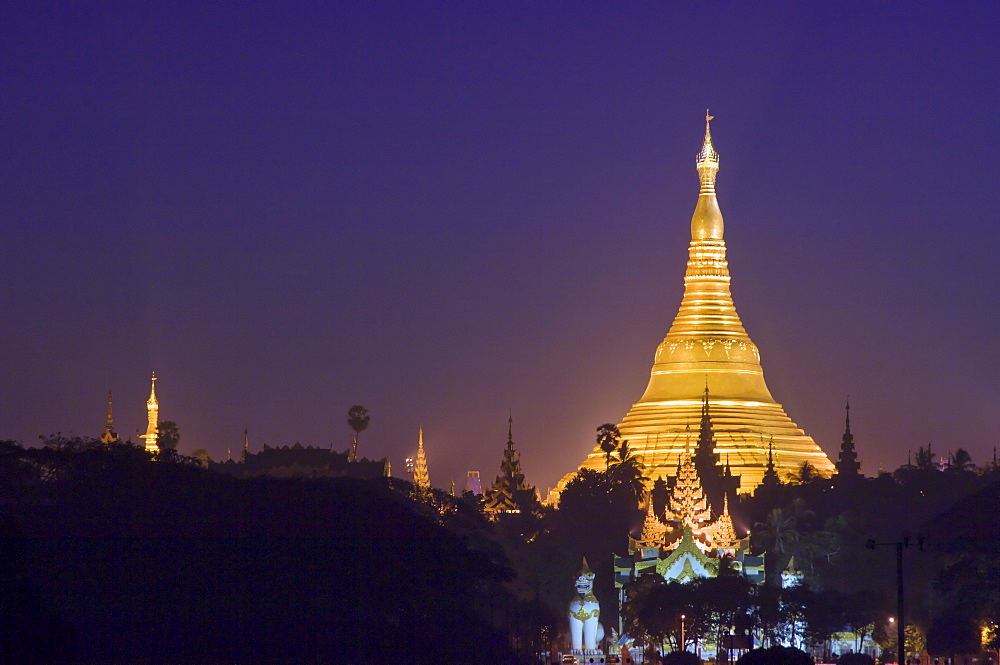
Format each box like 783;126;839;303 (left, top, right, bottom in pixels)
581;398;833;492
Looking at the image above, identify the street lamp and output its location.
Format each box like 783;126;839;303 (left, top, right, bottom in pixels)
680;614;686;653
867;534;924;665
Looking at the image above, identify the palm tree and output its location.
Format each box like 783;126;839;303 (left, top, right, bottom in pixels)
785;461;819;485
596;423;620;472
753;506;801;585
947;448;975;472
347;405;370;461
609;439;646;507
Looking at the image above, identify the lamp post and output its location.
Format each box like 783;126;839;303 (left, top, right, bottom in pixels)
867;534;924;665
680;614;686;653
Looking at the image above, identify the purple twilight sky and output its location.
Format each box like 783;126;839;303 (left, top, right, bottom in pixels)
2;2;999;493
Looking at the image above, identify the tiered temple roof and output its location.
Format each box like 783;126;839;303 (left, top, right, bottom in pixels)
484;417;536;515
622;449;762;587
835;400;861;477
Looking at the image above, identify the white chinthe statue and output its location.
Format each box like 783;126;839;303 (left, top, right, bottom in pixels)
568;557;604;654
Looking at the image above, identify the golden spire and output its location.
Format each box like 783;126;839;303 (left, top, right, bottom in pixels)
241;428;249;463
413;428;430;490
692;110;723;240
101;390;118;444
139;372;159;453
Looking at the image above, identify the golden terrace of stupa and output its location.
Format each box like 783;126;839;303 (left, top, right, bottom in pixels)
572;114;834;492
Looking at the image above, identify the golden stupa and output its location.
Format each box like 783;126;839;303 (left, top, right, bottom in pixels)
574;114;833;492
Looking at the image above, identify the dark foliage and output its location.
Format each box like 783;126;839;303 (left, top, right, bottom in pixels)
926;613;981;656
661;650;702;665
837;654;874;665
736;646;813;665
0;440;518;665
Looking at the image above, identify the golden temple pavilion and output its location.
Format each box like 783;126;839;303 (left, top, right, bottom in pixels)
573;114;833;492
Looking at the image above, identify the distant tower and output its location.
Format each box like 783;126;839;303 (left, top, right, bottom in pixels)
835;400;861;477
138;372;159;453
465;471;482;495
241;428;249;463
100;390;118;444
484;416;536;515
413;428;430;490
759;437;781;490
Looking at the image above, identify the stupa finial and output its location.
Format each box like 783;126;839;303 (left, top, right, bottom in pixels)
697;110;719;169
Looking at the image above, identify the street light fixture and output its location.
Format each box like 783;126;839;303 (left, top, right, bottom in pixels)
680;614;686;653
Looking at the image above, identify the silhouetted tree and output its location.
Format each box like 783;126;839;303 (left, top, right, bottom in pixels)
608;439;646;508
946;448;974;473
597;423;620;472
347;404;370;461
156;421;180;450
914;444;936;470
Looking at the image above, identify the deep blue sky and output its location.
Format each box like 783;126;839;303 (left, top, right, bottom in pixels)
3;2;998;493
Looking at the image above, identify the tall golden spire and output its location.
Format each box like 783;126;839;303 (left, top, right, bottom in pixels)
138;372;159;453
413;428;430;490
100;390;118;444
566;115;833;492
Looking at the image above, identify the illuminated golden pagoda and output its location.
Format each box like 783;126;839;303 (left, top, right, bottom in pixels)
575;114;833;490
139;372;159;454
413;428;430;490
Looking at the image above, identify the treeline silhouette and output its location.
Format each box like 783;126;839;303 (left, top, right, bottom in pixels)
0;437;519;665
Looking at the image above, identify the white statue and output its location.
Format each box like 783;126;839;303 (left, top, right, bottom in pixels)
568;557;604;654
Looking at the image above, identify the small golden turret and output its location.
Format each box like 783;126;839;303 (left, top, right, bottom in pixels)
139;372;159;453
